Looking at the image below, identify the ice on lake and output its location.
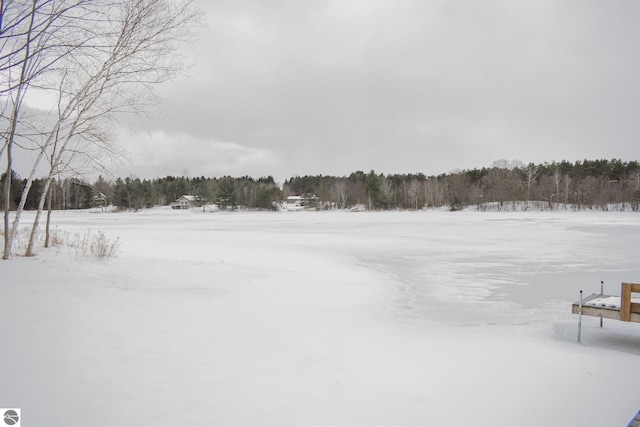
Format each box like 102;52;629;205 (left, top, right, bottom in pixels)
2;209;640;426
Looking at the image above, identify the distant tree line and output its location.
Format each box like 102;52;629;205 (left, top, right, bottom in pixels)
284;159;640;211
2;159;639;212
1;171;93;211
110;175;281;210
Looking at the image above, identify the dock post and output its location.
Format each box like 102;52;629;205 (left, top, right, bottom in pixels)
577;290;583;343
600;281;604;328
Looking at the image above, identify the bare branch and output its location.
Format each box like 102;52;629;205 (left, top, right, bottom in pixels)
3;0;201;258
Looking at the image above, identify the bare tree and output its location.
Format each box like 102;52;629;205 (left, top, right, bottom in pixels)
446;171;471;209
2;0;89;257
482;168;507;203
2;0;39;259
424;176;445;208
331;179;348;209
550;164;562;206
563;173;571;205
2;0;200;259
380;175;393;207
522;162;538;203
1;0;92;258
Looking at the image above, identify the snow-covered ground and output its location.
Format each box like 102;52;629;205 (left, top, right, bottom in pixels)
2;208;640;426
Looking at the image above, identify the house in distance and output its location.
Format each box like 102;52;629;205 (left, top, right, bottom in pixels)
170;195;204;210
285;193;318;210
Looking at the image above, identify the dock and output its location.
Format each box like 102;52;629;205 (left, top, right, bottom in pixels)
572;282;640;342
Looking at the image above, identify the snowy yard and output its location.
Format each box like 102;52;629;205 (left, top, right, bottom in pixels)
2;209;640;426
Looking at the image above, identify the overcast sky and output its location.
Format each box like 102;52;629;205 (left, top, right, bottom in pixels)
113;0;640;182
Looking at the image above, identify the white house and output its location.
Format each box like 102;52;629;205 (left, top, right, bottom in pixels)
285;194;318;210
170;195;197;209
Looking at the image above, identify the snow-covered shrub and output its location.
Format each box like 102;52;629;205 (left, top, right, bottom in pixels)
50;227;64;247
69;230;121;260
5;226;120;260
90;231;121;259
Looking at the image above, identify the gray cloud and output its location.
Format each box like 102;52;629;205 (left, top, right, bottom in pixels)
119;0;640;181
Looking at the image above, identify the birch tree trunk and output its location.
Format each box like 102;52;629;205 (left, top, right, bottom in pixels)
2;0;37;259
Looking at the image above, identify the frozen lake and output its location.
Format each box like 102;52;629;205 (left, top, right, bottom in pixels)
2;209;640;426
